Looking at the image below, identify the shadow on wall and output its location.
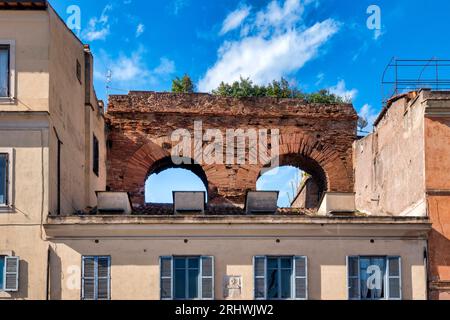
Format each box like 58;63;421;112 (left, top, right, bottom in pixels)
49;246;62;300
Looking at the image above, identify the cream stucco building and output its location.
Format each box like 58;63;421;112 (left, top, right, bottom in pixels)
0;1;106;299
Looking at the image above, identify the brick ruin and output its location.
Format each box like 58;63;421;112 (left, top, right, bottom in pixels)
106;92;358;208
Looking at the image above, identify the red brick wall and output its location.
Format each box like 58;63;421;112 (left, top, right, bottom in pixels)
106;92;357;207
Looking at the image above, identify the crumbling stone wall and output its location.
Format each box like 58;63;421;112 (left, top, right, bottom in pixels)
106;92;357;207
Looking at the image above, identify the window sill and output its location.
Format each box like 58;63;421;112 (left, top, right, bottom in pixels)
0;291;12;298
0;97;16;105
0;206;15;214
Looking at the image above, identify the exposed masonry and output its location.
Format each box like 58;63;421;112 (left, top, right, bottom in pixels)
106;92;358;208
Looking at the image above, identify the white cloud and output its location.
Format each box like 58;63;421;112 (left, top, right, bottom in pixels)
82;5;112;42
198;0;339;92
173;0;189;15
328;80;358;101
136;23;145;37
373;28;385;41
220;5;251;35
153;57;176;75
315;72;324;86
255;0;306;33
358;103;378;132
94;48;176;91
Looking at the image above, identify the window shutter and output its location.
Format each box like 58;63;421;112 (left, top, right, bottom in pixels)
294;256;307;300
387;257;402;300
97;257;111;300
347;256;360;300
160;257;173;300
82;256;96;300
4;256;19;292
254;256;266;300
201;256;214;300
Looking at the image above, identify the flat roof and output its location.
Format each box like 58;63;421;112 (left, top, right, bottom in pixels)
0;1;47;10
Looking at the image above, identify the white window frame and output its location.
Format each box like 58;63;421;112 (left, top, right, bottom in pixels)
81;255;111;300
254;256;308;300
160;256;215;300
346;255;402;300
0;255;19;292
0;40;16;102
0;148;13;211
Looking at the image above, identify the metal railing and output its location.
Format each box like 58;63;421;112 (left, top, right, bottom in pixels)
381;57;450;104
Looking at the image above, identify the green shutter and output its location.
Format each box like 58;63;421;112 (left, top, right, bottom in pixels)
254;256;266;300
347;256;360;300
387;257;402;300
294;256;307;300
97;257;111;300
4;256;19;292
82;256;110;300
201;256;214;300
160;257;173;300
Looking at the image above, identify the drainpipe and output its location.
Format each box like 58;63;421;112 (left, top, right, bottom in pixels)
53;128;63;216
46;246;50;300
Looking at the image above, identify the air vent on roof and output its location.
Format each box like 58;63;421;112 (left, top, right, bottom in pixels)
173;191;206;215
96;191;132;215
317;192;356;216
245;191;279;215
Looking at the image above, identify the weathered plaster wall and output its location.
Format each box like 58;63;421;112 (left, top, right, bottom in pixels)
106;92;357;206
354;94;426;216
0;121;49;300
48;8;106;214
0;10;49;112
423;91;450;299
0;6;106;300
291;177;320;209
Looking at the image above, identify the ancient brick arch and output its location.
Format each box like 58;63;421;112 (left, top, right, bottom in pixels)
106;92;357;207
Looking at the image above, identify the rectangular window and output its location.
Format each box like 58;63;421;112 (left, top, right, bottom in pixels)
81;256;111;300
160;256;214;300
76;59;82;84
0;45;9;97
0;256;4;290
0;153;7;206
254;256;307;300
0;256;19;292
93;135;99;177
347;256;402;300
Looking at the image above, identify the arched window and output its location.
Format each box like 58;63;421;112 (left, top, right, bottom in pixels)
257;166;304;208
144;157;208;204
257;154;326;209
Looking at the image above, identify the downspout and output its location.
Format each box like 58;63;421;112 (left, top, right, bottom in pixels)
53;127;63;216
46;246;50;300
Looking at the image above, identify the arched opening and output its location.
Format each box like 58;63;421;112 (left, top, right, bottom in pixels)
257;153;327;209
144;157;208;204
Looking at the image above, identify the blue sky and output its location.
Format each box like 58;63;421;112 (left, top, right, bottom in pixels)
51;0;450;206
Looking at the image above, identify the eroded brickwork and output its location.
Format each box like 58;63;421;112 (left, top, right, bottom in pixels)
106;92;357;207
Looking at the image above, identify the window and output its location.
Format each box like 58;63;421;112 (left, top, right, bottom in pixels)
0;40;15;99
93;135;99;177
0;45;10;97
76;59;82;84
0;149;12;209
0;154;7;206
254;256;307;300
81;256;111;300
347;256;402;300
160;256;214;300
0;256;19;292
